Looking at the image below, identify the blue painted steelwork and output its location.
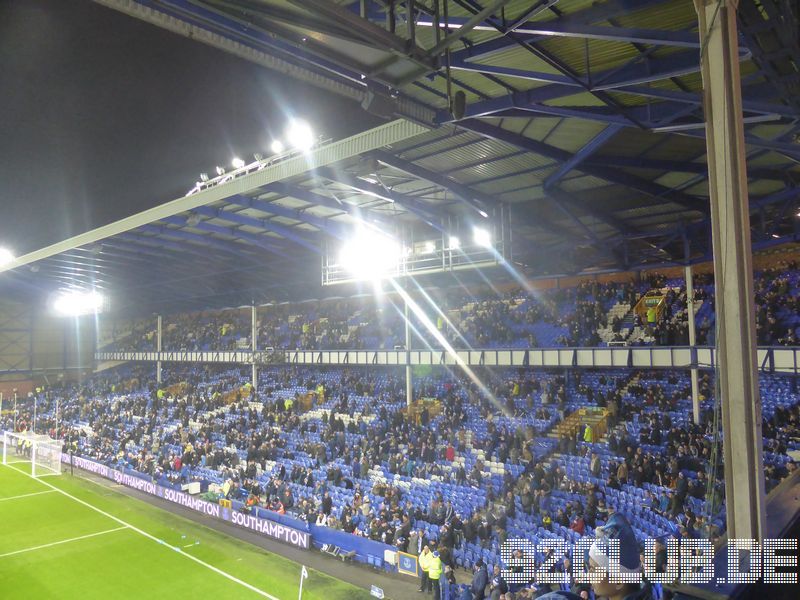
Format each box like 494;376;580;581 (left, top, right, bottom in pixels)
191;205;322;252
159;215;297;257
138;224;276;260
459;119;706;213
114;233;265;269
313;166;444;228
263;182;392;228
368;150;491;217
225;193;348;239
544;124;623;189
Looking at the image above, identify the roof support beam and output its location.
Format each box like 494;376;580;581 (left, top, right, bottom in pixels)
314;166;444;228
424;0;516;57
544;124;622;188
459;119;707;214
415;0;673;39
114;233;263;268
285;0;435;67
191;205;323;252
368;149;492;217
159;216;299;257
226;193;347;239
263;182;392;228
138;224;274;261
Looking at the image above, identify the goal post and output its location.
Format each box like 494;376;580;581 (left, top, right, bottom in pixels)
2;431;62;477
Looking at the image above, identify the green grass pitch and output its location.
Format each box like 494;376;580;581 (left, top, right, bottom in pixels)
0;462;373;599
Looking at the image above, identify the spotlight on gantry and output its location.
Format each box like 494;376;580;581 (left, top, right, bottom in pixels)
473;227;492;248
285;119;314;151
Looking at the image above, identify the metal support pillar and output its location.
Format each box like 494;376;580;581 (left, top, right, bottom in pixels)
156;314;162;385
685;265;701;424
405;295;412;408
251;304;258;392
13;391;17;432
695;0;766;541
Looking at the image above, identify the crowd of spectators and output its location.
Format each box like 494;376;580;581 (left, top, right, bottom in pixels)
103;261;800;356
6;360;800;600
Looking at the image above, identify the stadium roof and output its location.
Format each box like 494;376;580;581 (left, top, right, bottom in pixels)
1;0;799;313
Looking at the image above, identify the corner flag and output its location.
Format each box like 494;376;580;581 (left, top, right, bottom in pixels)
298;565;309;600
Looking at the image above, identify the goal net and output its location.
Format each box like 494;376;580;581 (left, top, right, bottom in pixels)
2;431;62;477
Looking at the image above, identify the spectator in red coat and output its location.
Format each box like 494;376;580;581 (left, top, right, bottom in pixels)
446;444;455;462
570;514;585;535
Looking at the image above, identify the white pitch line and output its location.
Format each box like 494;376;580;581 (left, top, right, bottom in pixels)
1;464;279;600
0;526;128;558
0;490;55;502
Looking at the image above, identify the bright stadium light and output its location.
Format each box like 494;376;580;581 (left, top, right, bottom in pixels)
215;166;226;176
270;140;285;154
286;119;314;151
339;228;400;281
231;157;246;169
199;173;209;182
449;236;460;250
53;290;104;316
425;241;436;254
473;227;492;248
0;247;14;267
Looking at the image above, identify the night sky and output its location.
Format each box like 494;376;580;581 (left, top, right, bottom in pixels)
0;0;378;256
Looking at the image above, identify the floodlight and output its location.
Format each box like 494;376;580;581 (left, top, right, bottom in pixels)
425;241;436;254
339;228;400;281
449;236;460;250
473;227;492;248
53;290;104;316
253;153;263;161
199;173;209;182
215;166;226;176
270;140;285;154
286;119;314;151
232;157;246;169
0;247;14;267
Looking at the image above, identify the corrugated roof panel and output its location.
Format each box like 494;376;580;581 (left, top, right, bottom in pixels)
559;174;610;193
654;172;700;189
643;136;706;160
449;150;556;177
477;45;566;75
408;138;508;172
748;180;789;196
611;0;696;30
525;118;608;153
747;152;799;169
537;37;646;76
400;131;482;161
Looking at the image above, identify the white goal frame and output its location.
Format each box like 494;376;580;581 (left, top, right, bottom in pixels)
2;431;62;477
